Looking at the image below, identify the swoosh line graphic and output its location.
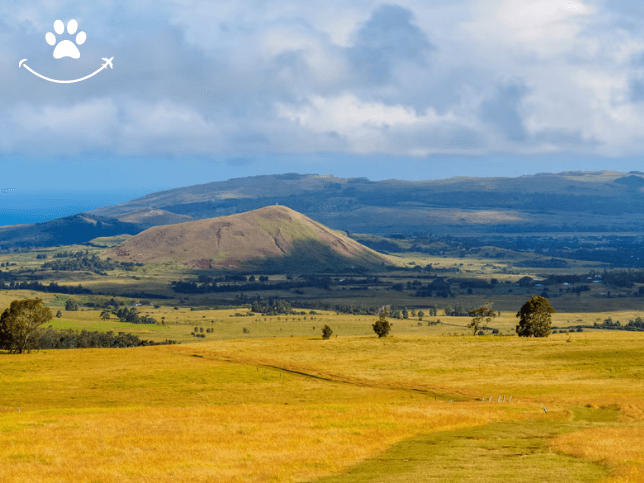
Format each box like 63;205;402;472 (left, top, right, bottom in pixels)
19;59;113;84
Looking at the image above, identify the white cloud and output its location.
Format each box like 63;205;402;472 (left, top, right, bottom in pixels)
464;0;596;58
119;100;229;155
3;0;644;159
276;93;483;155
277;94;450;131
10;99;119;154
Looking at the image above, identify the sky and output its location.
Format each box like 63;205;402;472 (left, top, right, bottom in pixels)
2;0;644;216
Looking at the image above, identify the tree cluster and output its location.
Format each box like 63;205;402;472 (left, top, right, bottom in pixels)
601;270;644;288
0;298;178;353
414;278;453;298
250;298;294;315
328;304;379;315
65;299;79;311
171;276;331;294
443;303;473;316
112;307;157;325
37;327;178;349
43;252;141;274
458;279;494;289
0;299;52;354
516;296;555;337
0;280;92;294
593;316;644;331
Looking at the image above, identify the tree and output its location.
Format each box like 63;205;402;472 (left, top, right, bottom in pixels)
322;325;333;339
55;310;62;318
100;310;111;320
468;301;496;336
516;296;555;337
0;299;53;354
372;306;391;338
65;299;78;311
418;310;424;321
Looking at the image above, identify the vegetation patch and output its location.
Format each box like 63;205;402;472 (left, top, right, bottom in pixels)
317;421;610;483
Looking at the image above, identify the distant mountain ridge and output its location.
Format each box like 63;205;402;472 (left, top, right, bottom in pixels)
1;171;643;248
104;205;392;271
0;214;141;248
90;170;644;235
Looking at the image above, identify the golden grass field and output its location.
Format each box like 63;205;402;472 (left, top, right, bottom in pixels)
1;292;644;482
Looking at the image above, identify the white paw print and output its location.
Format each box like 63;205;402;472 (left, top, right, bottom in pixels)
46;19;86;59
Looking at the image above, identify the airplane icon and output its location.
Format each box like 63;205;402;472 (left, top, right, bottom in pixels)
101;57;114;69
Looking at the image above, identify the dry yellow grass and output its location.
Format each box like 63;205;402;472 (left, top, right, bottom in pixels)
554;426;644;483
181;332;644;406
0;343;521;483
0;404;501;483
1;325;643;481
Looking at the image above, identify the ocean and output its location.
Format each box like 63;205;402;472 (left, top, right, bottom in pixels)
0;189;158;226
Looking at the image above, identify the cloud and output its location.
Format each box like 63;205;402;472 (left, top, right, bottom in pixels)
347;4;433;85
481;83;529;140
2;0;644;160
276;93;486;155
9;99;120;155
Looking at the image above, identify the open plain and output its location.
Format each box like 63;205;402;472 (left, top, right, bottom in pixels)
1;313;643;482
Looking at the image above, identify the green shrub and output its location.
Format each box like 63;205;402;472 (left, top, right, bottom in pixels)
321;325;333;339
65;299;78;311
372;307;391;338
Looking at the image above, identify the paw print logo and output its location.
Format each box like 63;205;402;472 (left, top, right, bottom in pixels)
46;19;86;59
19;18;113;83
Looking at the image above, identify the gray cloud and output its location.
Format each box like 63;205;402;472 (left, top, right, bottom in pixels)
348;4;433;85
481;83;529;140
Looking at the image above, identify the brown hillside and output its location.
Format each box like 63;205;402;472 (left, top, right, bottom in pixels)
104;206;393;270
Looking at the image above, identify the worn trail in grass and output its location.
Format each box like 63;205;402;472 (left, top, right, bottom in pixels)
316;420;611;483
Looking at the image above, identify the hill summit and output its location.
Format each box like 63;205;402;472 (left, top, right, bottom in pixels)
104;205;392;271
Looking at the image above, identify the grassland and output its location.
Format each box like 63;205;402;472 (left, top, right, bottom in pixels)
3;287;640;346
1;237;643;481
2;288;643;345
1;313;643;481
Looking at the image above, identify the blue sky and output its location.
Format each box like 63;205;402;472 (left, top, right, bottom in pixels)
2;0;644;196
